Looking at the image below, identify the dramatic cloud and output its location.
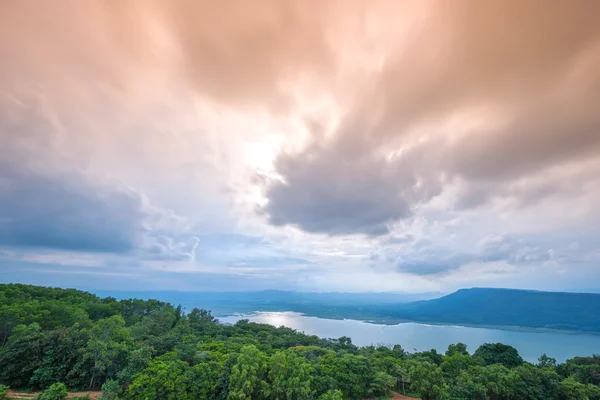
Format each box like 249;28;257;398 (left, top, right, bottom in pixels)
263;137;413;235
168;0;337;108
263;0;600;236
0;93;195;259
1;0;599;291
0;163;146;252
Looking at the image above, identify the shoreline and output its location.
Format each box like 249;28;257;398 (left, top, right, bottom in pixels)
219;310;600;336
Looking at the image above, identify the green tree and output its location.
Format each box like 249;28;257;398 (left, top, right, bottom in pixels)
450;371;486;400
227;345;270;400
408;361;448;400
318;389;344;400
30;326;90;389
269;350;313;400
38;301;90;330
129;308;178;355
414;349;444;366
0;385;9;400
471;364;514;400
586;383;600;400
473;343;523;368
127;359;190;400
36;382;68;400
538;353;557;369
187;360;222;400
116;345;153;384
559;377;589;400
82;316;130;389
188;308;218;335
316;352;374;399
0;323;45;388
440;353;476;382
331;336;356;352
510;363;560;400
445;343;469;357
392;344;407;359
71;395;91;400
558;357;600;386
100;379;121;400
370;370;395;398
372;355;408;393
0;304;29;346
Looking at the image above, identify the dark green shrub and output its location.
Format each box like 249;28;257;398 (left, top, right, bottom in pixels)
36;382;68;400
100;379;121;400
0;384;10;400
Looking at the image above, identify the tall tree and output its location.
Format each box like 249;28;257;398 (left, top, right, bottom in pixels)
188;308;218;335
82;315;130;389
269;350;313;400
227;345;270;400
473;343;523;368
408;361;448;400
187;360;223;400
445;343;469;357
0;323;45;388
127;359;190;400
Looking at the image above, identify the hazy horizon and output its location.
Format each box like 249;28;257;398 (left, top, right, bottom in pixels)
2;1;600;293
3;281;600;297
93;286;600;295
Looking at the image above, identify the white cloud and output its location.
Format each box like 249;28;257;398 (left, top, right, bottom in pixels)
1;1;599;292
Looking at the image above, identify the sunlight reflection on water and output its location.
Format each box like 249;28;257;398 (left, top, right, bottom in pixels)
220;311;600;363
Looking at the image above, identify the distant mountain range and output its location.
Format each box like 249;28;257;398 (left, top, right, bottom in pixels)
93;289;442;315
94;287;600;334
376;288;600;333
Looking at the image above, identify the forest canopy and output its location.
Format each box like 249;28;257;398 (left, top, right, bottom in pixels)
1;284;599;400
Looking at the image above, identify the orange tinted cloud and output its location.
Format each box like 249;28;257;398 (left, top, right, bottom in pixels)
1;0;600;288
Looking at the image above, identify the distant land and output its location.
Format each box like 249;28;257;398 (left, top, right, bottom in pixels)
92;289;443;315
94;287;600;334
363;288;600;334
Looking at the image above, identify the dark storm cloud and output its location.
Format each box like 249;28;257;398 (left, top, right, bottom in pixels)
0;94;195;258
396;258;468;276
0;158;196;260
263;134;414;236
0;162;147;252
0;92;146;252
391;243;473;275
262;125;444;235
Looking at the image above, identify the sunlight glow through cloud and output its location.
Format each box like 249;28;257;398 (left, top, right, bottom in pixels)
1;0;599;292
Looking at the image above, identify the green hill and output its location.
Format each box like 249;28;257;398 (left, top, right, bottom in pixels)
385;288;600;333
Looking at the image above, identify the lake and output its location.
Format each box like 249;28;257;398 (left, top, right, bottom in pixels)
220;311;600;363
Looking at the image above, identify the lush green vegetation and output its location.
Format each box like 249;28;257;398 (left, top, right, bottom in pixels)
1;284;600;399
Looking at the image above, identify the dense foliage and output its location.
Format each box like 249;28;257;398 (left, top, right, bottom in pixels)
0;384;8;400
1;284;600;399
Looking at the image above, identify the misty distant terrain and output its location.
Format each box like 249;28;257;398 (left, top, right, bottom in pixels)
365;288;600;333
95;288;600;334
93;290;441;316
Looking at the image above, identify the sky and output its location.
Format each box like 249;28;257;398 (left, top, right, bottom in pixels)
1;0;599;293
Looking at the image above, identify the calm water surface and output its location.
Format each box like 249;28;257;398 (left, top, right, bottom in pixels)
220;312;600;363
